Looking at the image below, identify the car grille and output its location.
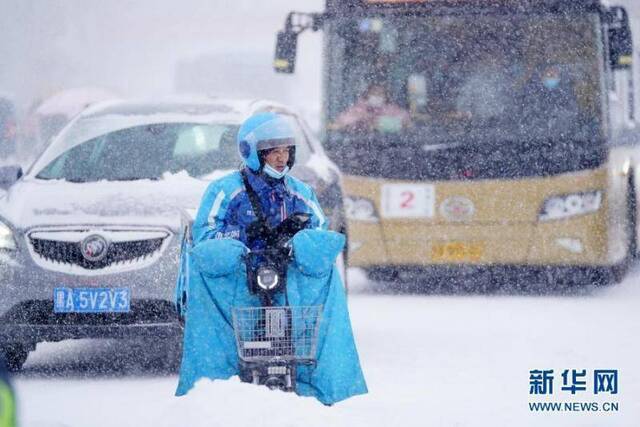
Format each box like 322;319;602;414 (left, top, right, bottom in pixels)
30;238;164;270
26;227;172;275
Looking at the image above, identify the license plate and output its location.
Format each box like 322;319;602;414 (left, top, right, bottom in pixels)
53;287;130;313
431;242;484;262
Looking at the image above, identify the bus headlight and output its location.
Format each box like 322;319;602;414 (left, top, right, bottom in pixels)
539;191;602;221
345;195;378;222
0;220;16;251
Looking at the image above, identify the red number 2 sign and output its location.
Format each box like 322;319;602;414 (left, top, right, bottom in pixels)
382;183;435;218
400;191;415;209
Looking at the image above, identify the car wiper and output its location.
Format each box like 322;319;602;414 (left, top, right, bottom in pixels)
34;176;88;182
109;176;160;181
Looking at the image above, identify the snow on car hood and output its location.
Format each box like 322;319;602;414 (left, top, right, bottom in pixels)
0;170;233;231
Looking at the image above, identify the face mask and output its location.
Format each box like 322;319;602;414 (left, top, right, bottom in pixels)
367;95;385;107
263;163;290;179
543;77;560;90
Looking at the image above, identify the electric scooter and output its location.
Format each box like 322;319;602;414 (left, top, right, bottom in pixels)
232;213;323;391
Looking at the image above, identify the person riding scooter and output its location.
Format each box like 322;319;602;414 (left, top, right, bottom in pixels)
176;112;368;405
191;112;326;248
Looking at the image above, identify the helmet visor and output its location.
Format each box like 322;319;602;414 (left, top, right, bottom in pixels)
256;137;296;152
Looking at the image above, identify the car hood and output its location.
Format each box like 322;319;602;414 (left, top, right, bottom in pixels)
0;171;228;231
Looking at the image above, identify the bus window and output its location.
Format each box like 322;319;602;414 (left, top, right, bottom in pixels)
328;13;604;146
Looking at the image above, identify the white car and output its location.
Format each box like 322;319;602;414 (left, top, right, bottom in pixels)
0;98;347;371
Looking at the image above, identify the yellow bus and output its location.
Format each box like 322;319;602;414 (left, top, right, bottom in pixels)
274;0;639;287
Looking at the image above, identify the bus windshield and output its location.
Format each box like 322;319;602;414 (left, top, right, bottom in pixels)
327;12;604;147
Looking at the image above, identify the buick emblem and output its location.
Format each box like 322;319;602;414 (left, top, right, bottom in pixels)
440;197;475;222
81;234;109;262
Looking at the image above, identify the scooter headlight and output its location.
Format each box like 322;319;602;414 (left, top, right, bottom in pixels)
257;266;280;290
0;220;16;251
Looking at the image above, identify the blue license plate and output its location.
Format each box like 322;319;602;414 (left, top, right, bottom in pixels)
53;287;130;313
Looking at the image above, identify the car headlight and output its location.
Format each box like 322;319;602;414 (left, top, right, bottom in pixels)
539;190;602;221
345;195;378;222
0;220;16;250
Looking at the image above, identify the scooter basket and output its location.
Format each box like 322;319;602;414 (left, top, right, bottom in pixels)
232;305;323;362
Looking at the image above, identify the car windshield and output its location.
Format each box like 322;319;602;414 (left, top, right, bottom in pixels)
36;123;241;182
327;12;604;145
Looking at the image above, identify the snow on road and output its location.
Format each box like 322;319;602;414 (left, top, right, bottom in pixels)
14;267;640;427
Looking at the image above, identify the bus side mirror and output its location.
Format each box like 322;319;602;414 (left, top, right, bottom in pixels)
274;30;298;74
608;7;633;70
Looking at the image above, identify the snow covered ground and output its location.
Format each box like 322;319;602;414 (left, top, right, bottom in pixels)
13;266;640;427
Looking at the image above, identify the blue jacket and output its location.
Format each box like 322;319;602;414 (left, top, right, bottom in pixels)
192;168;327;247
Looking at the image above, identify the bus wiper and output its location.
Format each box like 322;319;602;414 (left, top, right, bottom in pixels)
421;142;462;152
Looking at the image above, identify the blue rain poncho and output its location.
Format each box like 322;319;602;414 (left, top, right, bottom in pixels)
175;229;368;405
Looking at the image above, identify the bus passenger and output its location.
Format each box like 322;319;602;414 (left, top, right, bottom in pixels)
330;84;410;133
519;65;581;131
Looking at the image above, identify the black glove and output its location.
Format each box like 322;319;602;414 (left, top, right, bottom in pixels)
271;213;311;245
246;220;273;244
